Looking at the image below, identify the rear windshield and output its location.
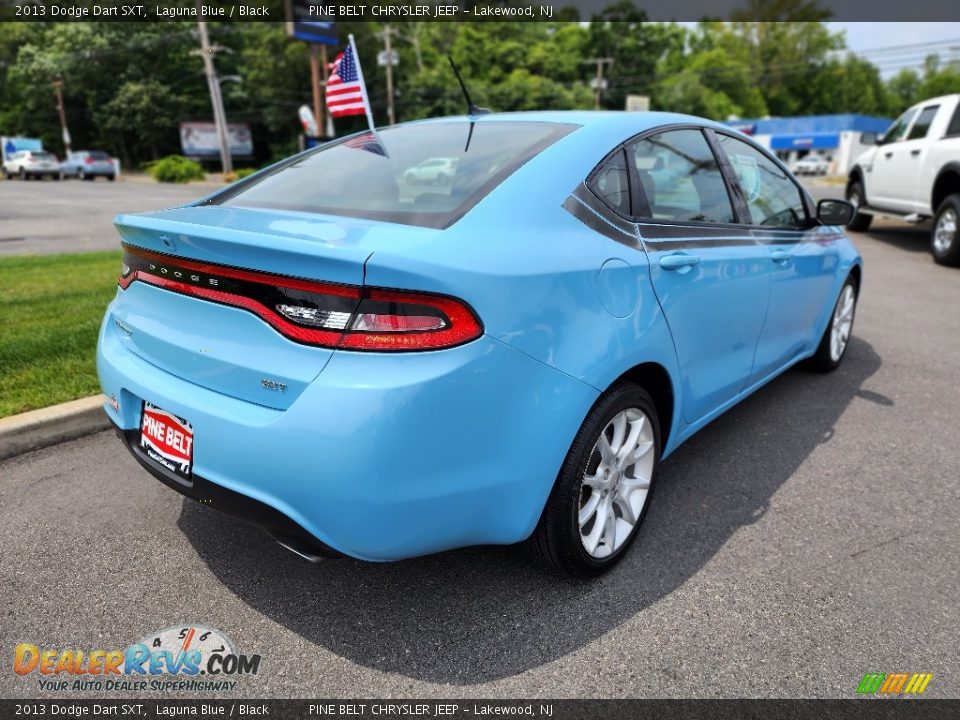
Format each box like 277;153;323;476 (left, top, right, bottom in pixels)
209;121;576;229
89;151;110;160
31;152;54;160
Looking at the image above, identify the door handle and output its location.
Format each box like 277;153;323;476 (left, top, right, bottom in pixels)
884;152;893;159
770;249;791;264
659;253;700;271
910;149;921;157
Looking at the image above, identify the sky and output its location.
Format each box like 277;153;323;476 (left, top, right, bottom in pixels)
674;22;960;77
832;22;960;52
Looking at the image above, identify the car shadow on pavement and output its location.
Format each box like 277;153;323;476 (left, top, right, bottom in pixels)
178;337;884;684
860;225;930;254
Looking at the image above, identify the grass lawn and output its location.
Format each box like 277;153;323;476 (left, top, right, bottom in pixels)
0;251;121;417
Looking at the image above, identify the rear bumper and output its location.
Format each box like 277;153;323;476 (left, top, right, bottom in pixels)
97;300;598;561
113;424;342;559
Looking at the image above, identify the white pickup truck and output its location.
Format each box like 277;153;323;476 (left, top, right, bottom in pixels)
846;93;960;266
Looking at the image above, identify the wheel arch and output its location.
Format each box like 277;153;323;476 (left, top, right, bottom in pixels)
932;163;960;213
847;166;865;196
604;361;676;453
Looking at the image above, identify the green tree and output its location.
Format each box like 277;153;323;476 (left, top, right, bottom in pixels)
97;81;181;163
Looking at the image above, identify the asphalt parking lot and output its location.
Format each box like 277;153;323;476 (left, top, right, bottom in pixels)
0;177;218;256
1;181;958;699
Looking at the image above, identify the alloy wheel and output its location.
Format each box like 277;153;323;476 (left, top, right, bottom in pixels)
579;408;655;559
933;208;957;255
830;284;855;362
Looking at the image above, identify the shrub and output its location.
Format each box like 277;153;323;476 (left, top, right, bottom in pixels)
145;155;205;183
234;167;257;180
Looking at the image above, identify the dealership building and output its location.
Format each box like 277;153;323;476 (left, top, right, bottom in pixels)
727;114;892;176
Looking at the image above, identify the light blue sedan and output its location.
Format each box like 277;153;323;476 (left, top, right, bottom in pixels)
97;112;862;576
61;150;116;180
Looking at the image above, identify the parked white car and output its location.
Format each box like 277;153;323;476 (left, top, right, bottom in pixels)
403;157;458;185
3;150;62;180
847;93;960;265
792;156;829;175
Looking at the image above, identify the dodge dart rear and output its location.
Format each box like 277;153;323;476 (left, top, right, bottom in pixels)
98;112;862;576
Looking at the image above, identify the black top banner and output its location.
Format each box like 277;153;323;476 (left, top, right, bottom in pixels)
2;0;959;22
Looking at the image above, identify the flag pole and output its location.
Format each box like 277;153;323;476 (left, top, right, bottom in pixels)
349;34;377;136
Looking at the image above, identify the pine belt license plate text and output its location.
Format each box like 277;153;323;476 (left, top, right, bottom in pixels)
140;402;194;479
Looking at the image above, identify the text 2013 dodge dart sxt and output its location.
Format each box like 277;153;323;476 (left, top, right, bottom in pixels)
98;112;862;576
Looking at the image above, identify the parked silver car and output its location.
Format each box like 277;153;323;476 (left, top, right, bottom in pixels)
60;150;116;181
3;150;62;180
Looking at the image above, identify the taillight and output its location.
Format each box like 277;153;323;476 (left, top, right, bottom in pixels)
118;244;482;351
85;157;94;164
340;288;482;351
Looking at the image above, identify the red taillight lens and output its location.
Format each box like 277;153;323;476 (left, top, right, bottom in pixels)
339;288;482;351
85;157;94;164
118;244;482;351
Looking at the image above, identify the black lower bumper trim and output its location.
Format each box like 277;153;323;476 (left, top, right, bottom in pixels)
114;423;342;559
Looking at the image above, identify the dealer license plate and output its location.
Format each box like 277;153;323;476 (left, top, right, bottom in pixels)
140;402;194;479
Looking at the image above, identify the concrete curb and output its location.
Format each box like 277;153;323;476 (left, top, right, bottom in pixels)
0;395;110;462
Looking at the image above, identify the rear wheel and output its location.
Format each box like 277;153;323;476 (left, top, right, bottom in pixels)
846;181;872;232
809;277;858;372
107;174;116;182
931;194;960;267
525;384;660;577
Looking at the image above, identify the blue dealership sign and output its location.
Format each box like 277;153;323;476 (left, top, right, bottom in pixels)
286;0;337;45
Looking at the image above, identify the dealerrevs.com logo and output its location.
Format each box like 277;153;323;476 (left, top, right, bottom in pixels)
14;625;261;693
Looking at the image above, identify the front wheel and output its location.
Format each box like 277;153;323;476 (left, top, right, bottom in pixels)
931;194;960;267
808;277;858;372
525;384;660;577
845;182;872;232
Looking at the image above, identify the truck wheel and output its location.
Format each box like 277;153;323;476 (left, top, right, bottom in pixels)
931;194;960;266
846;182;872;232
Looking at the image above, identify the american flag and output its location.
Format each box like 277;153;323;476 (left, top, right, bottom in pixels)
326;44;368;119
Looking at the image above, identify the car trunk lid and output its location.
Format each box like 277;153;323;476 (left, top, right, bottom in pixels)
111;205;431;410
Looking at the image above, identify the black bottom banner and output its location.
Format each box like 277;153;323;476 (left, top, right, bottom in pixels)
1;699;957;720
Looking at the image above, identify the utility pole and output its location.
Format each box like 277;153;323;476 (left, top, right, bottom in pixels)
376;25;399;126
309;44;325;140
584;57;614;110
52;79;71;156
195;9;232;175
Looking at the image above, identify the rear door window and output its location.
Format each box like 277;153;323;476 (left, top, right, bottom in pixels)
945;103;960;137
628;129;735;224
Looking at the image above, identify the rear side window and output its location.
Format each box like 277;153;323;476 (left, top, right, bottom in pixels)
211;121;576;229
716;134;807;229
629;129;735;224
588;150;630;216
947;103;960;138
907;106;939;140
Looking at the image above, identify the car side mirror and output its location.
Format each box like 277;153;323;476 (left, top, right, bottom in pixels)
861;132;878;146
817;199;855;226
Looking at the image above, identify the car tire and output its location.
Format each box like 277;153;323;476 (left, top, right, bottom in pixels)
107;174;116;182
525;383;660;577
931;193;960;267
808;276;858;372
845;181;872;232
